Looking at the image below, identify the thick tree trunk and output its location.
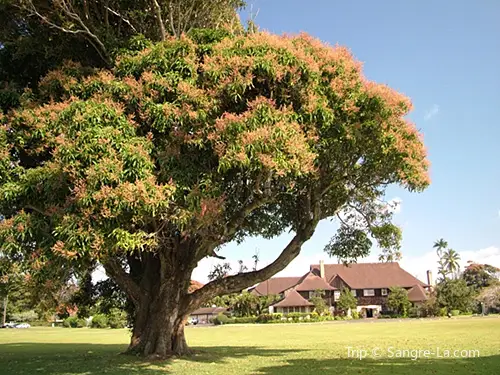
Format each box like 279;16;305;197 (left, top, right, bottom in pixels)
2;294;7;326
126;269;192;358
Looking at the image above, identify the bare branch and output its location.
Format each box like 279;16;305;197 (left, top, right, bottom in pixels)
168;1;177;37
152;0;167;40
103;6;137;32
22;0;110;65
336;213;349;227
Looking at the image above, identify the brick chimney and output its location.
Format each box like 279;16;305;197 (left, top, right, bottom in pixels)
319;260;325;279
426;270;433;287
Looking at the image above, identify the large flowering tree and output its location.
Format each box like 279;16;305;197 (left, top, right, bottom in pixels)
0;29;429;357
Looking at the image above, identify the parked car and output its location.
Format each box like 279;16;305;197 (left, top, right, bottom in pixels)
2;322;17;328
187;317;199;325
14;323;31;329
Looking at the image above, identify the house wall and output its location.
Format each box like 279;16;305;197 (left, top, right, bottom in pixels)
191;313;211;322
331;277;349;290
350;289;389;310
275;306;312;314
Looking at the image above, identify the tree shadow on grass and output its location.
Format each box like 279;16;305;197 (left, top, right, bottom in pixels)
0;343;301;375
252;355;500;375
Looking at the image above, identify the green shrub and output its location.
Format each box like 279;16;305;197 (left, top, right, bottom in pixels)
107;308;127;329
310;311;319;320
91;314;109;328
63;316;78;328
63;316;87;328
213;313;230;325
10;310;39;322
285;312;308;321
256;313;274;323
438;307;448;317
77;318;87;328
351;311;360;319
232;316;257;324
272;313;283;320
29;320;52;327
256;313;283;323
408;307;419;318
334;316;342;320
451;310;460;316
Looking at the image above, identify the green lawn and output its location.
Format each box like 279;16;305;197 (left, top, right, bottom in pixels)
1;317;500;375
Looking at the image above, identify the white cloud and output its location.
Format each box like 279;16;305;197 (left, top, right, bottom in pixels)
424;104;439;121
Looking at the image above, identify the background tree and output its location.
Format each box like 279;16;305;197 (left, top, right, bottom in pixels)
462;263;499;291
310;290;328;315
387;287;411;316
0;30;429;357
0;253;26;325
336;287;357;316
435;278;474;313
94;279;131;316
433;238;448;258
208;263;232;281
477;285;500;313
442;248;461;279
70;268;96;318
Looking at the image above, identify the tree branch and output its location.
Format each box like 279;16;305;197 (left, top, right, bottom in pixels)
152;0;167;40
187;208;320;310
25;205;50;216
20;0;109;65
103;6;137;32
168;2;177;37
102;258;141;306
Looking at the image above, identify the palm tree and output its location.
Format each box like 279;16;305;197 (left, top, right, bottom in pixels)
443;248;461;278
433;238;448;258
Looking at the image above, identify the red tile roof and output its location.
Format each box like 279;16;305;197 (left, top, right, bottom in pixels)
310;262;427;289
294;272;334;291
407;284;428;302
251;277;300;296
272;290;314;307
190;307;227;316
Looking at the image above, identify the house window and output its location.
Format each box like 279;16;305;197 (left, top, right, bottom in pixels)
334;291;340;301
351;289;357;297
381;288;388;296
309;291;314;299
363;289;375;297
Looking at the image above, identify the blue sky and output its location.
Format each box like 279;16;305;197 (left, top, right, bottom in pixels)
191;0;500;283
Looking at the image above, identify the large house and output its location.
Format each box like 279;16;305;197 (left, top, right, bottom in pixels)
251;261;430;318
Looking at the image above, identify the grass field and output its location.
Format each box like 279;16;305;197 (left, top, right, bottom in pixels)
1;317;500;375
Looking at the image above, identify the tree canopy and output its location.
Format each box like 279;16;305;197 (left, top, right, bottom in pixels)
336;287;357;315
435;278;474;313
387;286;411;316
0;0;245;111
0;29;429;356
462;263;499;291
